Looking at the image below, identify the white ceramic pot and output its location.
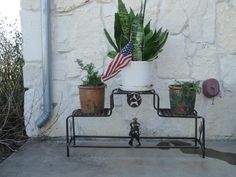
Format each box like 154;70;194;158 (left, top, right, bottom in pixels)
120;61;154;91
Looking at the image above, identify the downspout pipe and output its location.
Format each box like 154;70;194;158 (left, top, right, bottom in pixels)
36;0;51;128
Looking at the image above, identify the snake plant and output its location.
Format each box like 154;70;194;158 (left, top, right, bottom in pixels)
104;0;169;61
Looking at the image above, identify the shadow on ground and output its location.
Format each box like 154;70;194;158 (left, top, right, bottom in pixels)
157;140;236;165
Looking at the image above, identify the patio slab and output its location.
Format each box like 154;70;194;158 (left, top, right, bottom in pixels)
0;138;236;177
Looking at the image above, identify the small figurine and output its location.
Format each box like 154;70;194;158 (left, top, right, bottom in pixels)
128;117;141;146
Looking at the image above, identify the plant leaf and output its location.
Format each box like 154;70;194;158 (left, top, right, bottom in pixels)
157;30;169;50
118;0;130;39
131;15;144;61
144;31;153;44
107;50;117;59
144;21;151;34
142;0;147;26
104;28;119;52
114;13;123;50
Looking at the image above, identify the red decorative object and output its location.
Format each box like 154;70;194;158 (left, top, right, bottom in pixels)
202;78;220;98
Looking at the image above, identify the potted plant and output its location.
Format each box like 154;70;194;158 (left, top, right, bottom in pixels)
169;81;201;115
104;0;169;91
76;59;105;113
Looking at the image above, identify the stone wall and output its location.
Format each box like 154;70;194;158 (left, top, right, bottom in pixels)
21;0;236;139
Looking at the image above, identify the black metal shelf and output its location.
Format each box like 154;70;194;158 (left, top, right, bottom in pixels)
72;108;112;117
158;108;199;118
66;88;205;158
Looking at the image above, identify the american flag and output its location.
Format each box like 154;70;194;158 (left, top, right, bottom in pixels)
101;42;133;82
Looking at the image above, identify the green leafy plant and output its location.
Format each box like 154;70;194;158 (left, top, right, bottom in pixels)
104;0;169;61
174;81;201;96
76;59;103;86
169;81;201;114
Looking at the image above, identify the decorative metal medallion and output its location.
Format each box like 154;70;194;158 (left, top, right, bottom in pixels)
127;93;142;108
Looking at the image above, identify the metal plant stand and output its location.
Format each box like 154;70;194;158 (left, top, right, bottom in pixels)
66;88;205;158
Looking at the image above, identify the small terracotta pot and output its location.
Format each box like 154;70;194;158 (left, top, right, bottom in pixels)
79;84;105;113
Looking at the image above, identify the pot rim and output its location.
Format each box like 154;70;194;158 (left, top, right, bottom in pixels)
78;84;106;89
129;60;155;64
169;84;183;89
169;84;197;91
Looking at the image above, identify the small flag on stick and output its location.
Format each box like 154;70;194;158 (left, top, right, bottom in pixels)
101;42;133;82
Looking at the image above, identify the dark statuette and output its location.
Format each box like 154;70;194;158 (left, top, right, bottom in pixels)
129;118;141;146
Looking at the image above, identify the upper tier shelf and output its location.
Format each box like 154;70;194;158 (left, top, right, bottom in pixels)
71;88;201;118
158;109;200;118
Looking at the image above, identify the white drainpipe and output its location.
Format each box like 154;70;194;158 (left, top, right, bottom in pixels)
36;0;51;128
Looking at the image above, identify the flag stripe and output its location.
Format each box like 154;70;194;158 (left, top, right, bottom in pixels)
101;42;133;82
102;54;131;78
102;55;131;79
112;55;131;73
102;70;122;81
104;53;122;77
106;53;126;76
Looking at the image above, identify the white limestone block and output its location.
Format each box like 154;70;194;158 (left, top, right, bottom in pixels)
66;79;81;97
21;0;41;11
51;81;69;104
184;38;197;57
20;10;42;62
181;0;200;17
51;15;78;54
101;1;116;36
231;0;236;8
144;0;160;27
191;44;218;80
52;61;67;81
23;63;42;88
201;0;216;43
220;55;236;91
187;16;202;42
158;0;187;34
96;0;112;3
182;0;215;43
53;3;105;67
216;1;236;52
54;0;90;13
157;35;190;79
66;58;81;79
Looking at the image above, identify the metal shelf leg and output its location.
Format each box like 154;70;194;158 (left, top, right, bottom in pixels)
72;116;76;145
66;116;71;157
195;118;198;147
202;118;205;158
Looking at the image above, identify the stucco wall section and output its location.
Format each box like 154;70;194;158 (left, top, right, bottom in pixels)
21;0;236;139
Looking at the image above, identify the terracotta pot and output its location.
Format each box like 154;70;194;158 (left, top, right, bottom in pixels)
169;85;196;115
79;84;105;113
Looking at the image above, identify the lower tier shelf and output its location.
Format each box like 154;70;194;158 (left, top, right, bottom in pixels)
72;108;112;117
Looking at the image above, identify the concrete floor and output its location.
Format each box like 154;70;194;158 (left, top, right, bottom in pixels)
0;138;236;177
